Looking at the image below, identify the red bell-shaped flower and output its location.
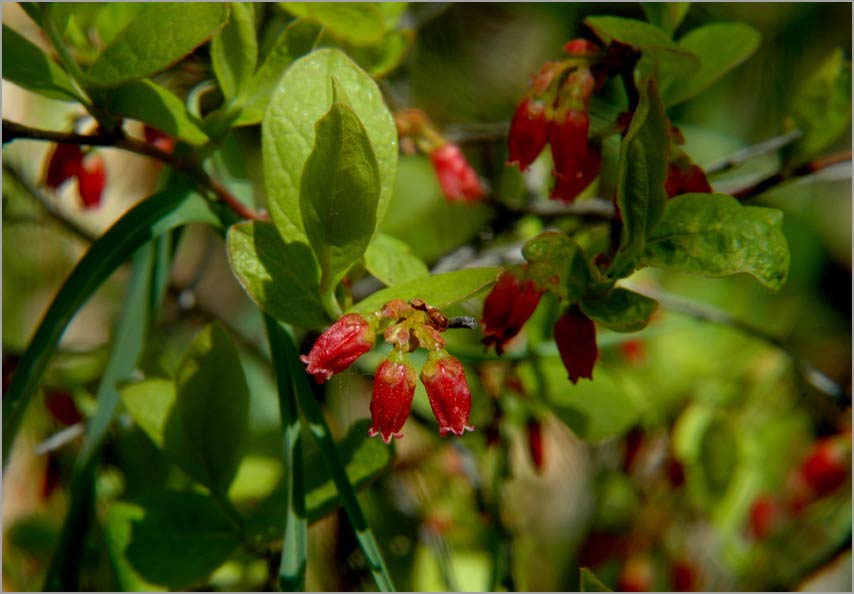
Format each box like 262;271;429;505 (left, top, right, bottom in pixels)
430;143;486;203
301;313;376;383
482;269;544;355
550;145;601;203
507;98;549;171
78;153;106;209
45;143;83;190
420;351;474;436
563;38;600;57
664;162;712;198
549;109;590;182
368;351;417;443
554;306;598;383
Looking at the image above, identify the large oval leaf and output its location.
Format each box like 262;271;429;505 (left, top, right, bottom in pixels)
2;24;81;101
262;48;397;244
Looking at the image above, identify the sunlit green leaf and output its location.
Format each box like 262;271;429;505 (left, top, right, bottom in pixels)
280;2;385;46
211;2;257;103
120;379;176;449
364;233;430;286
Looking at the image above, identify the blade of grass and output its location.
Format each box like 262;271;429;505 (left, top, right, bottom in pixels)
263;316;307;591
275;325;395;592
2;183;220;467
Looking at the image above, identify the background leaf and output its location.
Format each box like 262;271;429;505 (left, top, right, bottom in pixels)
105;491;241;591
165;323;250;495
226;220;328;328
640;193;790;291
85;3;229;87
664;23;761;106
211;2;258;104
120;379;177;449
2;24;81;101
300;80;381;291
640;2;691;36
581;288;659;332
580;567;613;592
350;267;500;315
364;233;430;286
608;78;668;279
280;2;386;46
262;48;397;244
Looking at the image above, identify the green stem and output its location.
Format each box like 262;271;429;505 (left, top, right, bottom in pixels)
276;326;395;592
39;4;91;108
264;316;308;591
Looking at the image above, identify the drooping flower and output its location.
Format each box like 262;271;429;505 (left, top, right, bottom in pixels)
550;144;601;203
420;350;474;436
507;98;549;171
369;351;417;443
553;306;598;383
481;269;544;355
549;109;590;182
78;153;106;209
430;143;486;202
664;162;712;198
301;313;376;383
45;143;83;189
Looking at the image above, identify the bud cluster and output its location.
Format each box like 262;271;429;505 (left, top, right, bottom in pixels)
301;299;474;443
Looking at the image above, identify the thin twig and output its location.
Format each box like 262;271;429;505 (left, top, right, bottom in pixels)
731;150;852;200
2;119;264;221
704;129;803;175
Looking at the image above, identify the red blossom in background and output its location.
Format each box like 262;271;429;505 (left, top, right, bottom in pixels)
78;153;106;209
420;351;474;436
45;143;83;189
527;418;545;472
553;306;598;383
144;125;176;154
430;143;486;202
300;313;376;383
798;435;850;497
481;269;544;355
369;353;417;443
665;162;712;198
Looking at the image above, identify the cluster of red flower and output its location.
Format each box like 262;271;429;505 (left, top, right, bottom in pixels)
45;143;106;209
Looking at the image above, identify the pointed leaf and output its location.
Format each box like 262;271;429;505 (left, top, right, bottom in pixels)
226;220;328;328
120;379;177;449
2;24;81;101
640;3;690;36
640;193;790;291
262;48;397;243
211;2;257;103
300;79;381;289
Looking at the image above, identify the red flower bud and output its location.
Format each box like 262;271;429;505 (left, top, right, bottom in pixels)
369;352;416;443
563;38;600;57
549;145;601;204
507;98;549;171
527;418;545;473
748;494;785;540
665;163;712;198
430;143;486;203
481;270;544;355
420;351;474;436
549;109;589;182
144;125;176;154
799;436;850;498
301;313;376;383
553;306;597;383
78;153;106;209
45;143;83;189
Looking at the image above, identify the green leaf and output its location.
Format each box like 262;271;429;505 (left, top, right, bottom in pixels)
788;48;852;163
226;220;328;328
120;379;177;449
164;323;250;495
104;491;241;591
280;2;385;46
608;78;668;279
234;18;321;126
522;231;593;301
245;420;393;541
211;2;257;103
353;29;414;78
581;288;659;333
364;233;430;286
640;193;790;291
300;79;381;291
101;78;209;145
699;416;737;499
350;268;500;315
2;24;81;101
580;567;612;592
85;3;229;87
2;186;219;467
640;2;690;36
262;48;397;244
665;23;760;106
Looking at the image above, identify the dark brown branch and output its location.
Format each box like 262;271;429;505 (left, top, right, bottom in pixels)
2;119;265;221
732;150;852;200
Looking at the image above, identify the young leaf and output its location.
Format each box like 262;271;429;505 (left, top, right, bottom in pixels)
226;221;329;328
300;79;381;291
105;490;242;591
2;24;81;101
608;79;668;279
640;3;690;36
280;2;386;46
364;233;430;286
85;3;229;87
350;267;500;315
640;193;790;291
522;231;593;301
665;23;760;106
788;48;852;164
102;79;209;145
119;379;177;449
234;18;322;126
165;323;250;496
211;2;258;104
262;48;397;244
581;288;659;333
